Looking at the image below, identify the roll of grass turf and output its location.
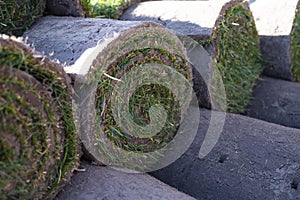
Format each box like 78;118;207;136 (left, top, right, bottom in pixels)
24;16;200;172
122;0;263;113
249;0;300;81
0;36;79;199
0;0;45;36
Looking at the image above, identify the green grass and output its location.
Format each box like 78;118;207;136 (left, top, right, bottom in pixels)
212;2;263;113
74;26;193;171
92;48;191;171
0;38;79;199
0;0;45;36
96;48;189;153
0;76;55;199
292;2;300;81
81;0;133;18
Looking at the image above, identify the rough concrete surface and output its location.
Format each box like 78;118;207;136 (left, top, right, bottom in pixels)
150;108;300;200
246;76;300;129
55;162;195;200
249;0;299;80
259;36;293;80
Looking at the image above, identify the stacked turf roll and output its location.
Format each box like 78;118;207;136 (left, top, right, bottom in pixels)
0;36;79;199
24;17;196;172
0;0;45;36
122;0;263;113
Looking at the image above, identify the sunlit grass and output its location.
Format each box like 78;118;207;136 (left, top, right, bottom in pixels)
0;0;45;36
81;0;133;18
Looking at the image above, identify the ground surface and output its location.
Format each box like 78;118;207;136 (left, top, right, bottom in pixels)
55;162;195;200
247;76;300;129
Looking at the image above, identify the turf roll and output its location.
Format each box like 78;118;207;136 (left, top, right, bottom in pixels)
24;16;198;172
0;0;45;36
122;0;263;113
249;0;300;81
0;36;79;199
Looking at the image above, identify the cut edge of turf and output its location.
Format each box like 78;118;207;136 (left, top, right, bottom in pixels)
212;0;263;113
0;37;80;199
73;23;193;172
292;1;300;81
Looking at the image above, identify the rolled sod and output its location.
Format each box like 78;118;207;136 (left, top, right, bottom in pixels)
249;0;300;81
122;0;263;113
24;16;196;171
0;36;79;199
0;0;45;36
150;108;300;199
55;161;195;200
246;76;300;129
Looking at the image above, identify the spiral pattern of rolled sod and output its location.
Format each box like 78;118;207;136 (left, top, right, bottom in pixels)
0;37;79;199
73;22;197;172
0;0;45;36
